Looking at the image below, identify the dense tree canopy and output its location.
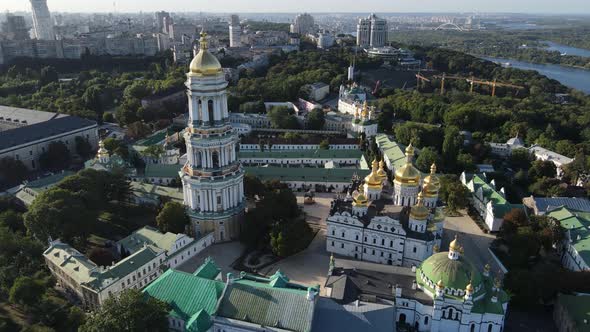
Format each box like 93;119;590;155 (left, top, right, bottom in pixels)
156;201;190;234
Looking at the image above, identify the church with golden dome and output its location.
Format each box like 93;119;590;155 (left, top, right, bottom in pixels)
326;144;444;267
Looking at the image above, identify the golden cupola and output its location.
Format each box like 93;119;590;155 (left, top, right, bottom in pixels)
352;191;369;207
410;191;429;220
422;163;440;197
376;160;387;182
394;143;421;186
364;159;383;189
189;32;222;76
361;100;369;118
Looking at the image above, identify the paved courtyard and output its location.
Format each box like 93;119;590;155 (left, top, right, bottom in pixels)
176;241;245;276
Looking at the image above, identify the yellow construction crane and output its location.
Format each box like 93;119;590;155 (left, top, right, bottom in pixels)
432;73;467;95
415;72;430;91
467;77;525;96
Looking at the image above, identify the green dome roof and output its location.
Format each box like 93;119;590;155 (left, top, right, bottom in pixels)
417;252;483;295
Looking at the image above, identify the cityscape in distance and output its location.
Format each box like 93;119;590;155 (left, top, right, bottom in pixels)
0;1;589;332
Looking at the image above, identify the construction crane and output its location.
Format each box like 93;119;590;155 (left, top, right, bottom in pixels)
372;80;382;95
467;77;524;96
432;73;467;95
415;72;430;91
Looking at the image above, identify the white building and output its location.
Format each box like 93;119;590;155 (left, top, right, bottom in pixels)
351;101;378;138
290;13;315;35
327;153;444;267
308;82;330;101
229;14;241;48
180;32;245;242
0;107;98;171
544;206;590;272
529;144;573;178
338;83;367;115
30;0;54;40
317;31;335;49
357;14;388;48
325;238;510;332
461;172;523;232
488;135;525;158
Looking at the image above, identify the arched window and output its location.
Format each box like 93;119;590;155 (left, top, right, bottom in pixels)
208;100;215;125
448;308;453;318
424;316;429;325
470;324;475;332
212;151;219;168
398;313;406;324
488;324;493;332
197;99;202;122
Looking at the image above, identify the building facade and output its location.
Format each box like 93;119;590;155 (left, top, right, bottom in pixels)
180;33;245;242
290;13;315;35
357;14;387;48
326;153;444;267
30;0;54;40
229;14;241;48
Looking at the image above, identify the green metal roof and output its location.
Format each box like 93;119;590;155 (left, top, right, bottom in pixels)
87;245;164;291
135;128;176;147
129;181;184;203
217;280;315;332
193;257;221;280
471;174;522;219
244;167;369;183
143;164;181;178
117;226;179;254
238;149;362;159
548;207;590;264
375;134;406;170
143;269;225;331
556;294;590;332
417;252;483;294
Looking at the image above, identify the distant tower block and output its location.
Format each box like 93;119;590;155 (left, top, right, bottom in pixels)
347;64;354;81
30;0;54;40
229;14;241;48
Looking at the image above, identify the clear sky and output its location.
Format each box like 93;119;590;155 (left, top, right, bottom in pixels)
7;0;590;14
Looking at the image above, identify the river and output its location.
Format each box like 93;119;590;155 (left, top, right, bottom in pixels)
543;41;590;58
482;56;590;94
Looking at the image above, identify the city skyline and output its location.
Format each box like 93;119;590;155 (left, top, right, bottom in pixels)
4;0;590;14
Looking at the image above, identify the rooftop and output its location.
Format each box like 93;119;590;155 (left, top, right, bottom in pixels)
244;166;369;183
117;226;181;254
0;116;97;151
547;207;590;265
311;297;395;332
129;181;184;203
556;293;590;332
375;134;407;170
239;149;362;160
0;105;67;130
143;164;181;178
240;136;358;146
529;144;574;165
524;196;590;215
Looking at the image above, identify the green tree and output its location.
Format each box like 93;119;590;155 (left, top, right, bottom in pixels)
0;156;27;189
439;175;469;214
39;66;58;86
442;126;463;169
9;276;46;308
510;148;534;170
75;136;94;159
126;121;151;139
156;201;190;234
24;188;94;242
82;84;104;113
415;147;440;172
268;106;300;129
319;139;330;150
306;108;325;130
80;289;169;332
39;141;71;172
456;153;476;173
528;160;556;181
141;145;165;161
0;210;25;233
244;173;266;199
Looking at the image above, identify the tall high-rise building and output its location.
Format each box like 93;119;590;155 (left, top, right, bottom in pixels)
155;11;170;33
180;33;244;242
2;14;30;40
229;15;241;48
290;13;315;35
356;14;387;48
30;0;54;40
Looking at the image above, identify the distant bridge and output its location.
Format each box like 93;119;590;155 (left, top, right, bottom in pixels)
434;23;465;31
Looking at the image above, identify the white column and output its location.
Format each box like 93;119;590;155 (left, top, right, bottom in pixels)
199;190;205;211
239;182;244;202
202;99;209;123
220;148;225;167
191;190;197;209
223;188;228;209
223;96;229;118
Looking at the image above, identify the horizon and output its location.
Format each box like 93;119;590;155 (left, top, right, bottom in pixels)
5;0;590;15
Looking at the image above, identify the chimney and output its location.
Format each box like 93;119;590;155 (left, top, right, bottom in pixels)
226;272;234;285
395;284;402;297
306;287;316;301
412;280;417;290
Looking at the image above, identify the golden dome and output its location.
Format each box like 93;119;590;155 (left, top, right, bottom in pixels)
422;163;440;197
466;281;474;293
189;32;222;76
394;143;421;185
352;192;368;207
97;140;109;158
436;280;444;289
449;235;461;252
361;101;369;118
364;159;383;189
410;191;429;220
376;160;387;181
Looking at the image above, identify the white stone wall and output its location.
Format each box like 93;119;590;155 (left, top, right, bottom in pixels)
167;232;215;269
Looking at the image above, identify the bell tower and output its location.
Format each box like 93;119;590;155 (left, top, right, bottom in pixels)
179;32;245;242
